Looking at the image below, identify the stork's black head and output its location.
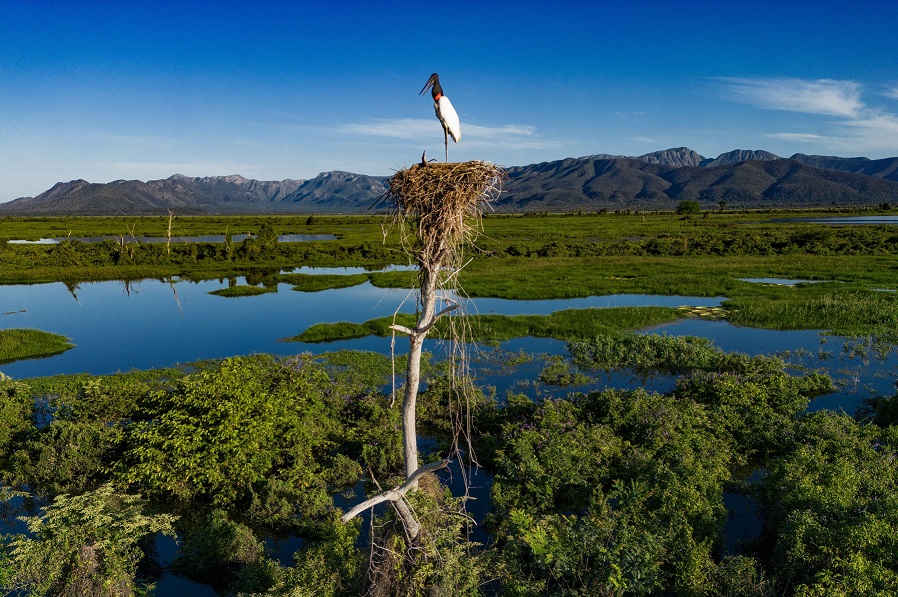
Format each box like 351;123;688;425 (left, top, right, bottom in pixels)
419;73;442;99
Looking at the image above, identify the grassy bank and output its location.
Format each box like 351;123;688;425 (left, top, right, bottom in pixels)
0;328;74;364
288;307;685;343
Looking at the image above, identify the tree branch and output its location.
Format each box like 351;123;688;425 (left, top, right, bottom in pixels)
389;324;415;336
416;303;459;334
340;459;449;524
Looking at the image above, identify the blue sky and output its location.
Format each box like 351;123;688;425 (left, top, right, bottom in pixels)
2;0;897;202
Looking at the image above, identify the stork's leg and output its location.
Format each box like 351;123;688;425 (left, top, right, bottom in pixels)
444;129;449;163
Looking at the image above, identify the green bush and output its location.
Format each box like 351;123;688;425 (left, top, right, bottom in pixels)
4;484;175;596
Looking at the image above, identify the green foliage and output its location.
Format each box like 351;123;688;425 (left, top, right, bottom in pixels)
12;418;124;498
753;413;898;595
3;483;176;596
0;328;74;364
365;482;494;596
291;307;682;344
538;356;591;386
316;350;397;391
727;289;898;341
6;376;160;498
484;341;838;594
676;200;702;216
287;313;417;343
860;392;898;427
487;388;735;594
569;332;787;377
501;482;668;596
118;356;338;525
170;509;268;593
0;381;33;464
246;512;364;596
676;369;832;457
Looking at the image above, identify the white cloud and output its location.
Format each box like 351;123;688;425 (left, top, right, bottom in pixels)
340;118;433;140
767;132;830;142
767;114;898;154
719;77;898;155
719;77;864;118
840;113;898;151
338;119;557;151
884;87;898;101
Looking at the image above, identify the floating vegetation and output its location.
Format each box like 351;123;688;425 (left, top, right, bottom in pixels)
678;305;731;319
208;285;277;298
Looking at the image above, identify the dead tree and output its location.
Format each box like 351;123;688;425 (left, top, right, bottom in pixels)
341;160;502;540
166;210;175;256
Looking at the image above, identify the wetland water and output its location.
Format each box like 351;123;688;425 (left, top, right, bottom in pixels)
1;277;894;415
771;214;898;225
0;277;722;378
8;233;337;244
3;275;896;594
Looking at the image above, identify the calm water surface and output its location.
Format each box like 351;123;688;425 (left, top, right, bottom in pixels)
3;277;896;589
2;278;893;414
0;278;722;378
772;215;898;225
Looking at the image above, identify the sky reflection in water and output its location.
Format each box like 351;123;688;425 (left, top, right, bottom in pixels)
1;278;894;417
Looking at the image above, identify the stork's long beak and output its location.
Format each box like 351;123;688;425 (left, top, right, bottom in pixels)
419;73;437;96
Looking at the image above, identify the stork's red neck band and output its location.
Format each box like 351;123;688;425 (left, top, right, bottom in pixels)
434;93;442;101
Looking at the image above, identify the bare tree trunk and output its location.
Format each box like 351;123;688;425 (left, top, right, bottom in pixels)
166;210;175;256
342;263;453;536
401;265;438;485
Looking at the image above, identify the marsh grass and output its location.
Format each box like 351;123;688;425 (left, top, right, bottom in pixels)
288;307;683;344
315;350;418;392
209;285;277;297
727;288;898;340
282;273;369;292
0;328;75;364
569;333;787;376
5;213;898;339
286;314;419;343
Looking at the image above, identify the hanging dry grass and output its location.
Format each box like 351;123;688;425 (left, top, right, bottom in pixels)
386;161;503;272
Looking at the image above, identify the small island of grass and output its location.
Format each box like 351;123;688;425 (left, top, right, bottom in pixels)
286;307;683;343
283;273;369;292
0;328;75;364
209;285;277;298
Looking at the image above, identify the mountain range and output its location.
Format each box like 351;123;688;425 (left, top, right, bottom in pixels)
2;148;896;215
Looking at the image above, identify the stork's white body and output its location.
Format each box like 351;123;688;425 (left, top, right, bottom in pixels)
435;95;460;143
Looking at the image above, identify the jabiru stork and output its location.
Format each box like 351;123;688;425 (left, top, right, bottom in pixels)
420;73;460;162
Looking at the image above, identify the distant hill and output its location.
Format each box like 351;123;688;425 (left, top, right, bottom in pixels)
280;171;389;212
788;154;898;182
637;147;706;167
496;156;898;212
2;149;896;215
699;149;780;167
0;172;386;215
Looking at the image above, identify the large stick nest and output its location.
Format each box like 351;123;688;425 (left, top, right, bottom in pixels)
386;161;503;270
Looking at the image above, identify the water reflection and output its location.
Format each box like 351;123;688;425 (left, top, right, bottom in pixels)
771;215;898;225
280;265;416;275
0;278;721;379
1;279;894;417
